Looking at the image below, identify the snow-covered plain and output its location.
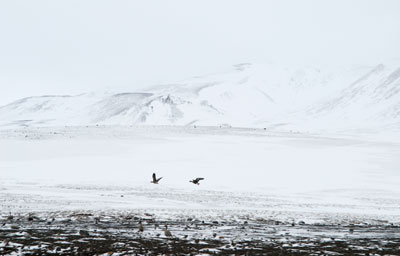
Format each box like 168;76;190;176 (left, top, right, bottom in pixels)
1;62;400;251
1;125;399;225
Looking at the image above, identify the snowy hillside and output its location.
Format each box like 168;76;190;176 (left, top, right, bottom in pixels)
307;63;400;129
1;62;399;132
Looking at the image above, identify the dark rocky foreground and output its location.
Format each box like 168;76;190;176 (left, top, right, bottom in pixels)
1;212;400;255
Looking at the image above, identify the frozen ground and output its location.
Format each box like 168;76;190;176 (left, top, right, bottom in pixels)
1;126;400;254
1;126;400;222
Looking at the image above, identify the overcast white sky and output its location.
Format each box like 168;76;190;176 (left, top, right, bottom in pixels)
0;0;399;105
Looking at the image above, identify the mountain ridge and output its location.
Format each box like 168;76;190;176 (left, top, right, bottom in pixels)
1;62;399;133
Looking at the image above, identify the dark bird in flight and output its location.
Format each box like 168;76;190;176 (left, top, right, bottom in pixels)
190;177;204;185
151;173;163;184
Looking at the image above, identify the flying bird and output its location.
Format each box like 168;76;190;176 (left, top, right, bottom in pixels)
190;177;204;185
151;173;163;184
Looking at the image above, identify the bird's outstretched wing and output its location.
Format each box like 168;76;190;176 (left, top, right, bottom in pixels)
196;178;204;182
152;173;157;182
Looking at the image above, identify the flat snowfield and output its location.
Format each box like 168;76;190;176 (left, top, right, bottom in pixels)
1;126;400;255
1;125;399;224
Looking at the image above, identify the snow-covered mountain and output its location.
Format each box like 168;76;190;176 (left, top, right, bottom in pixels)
1;62;399;132
307;64;400;128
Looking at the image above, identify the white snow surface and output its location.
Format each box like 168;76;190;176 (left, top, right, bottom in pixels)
1;126;399;224
1;62;399;223
1;62;400;134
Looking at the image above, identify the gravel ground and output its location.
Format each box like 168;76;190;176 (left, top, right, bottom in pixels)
1;211;400;255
